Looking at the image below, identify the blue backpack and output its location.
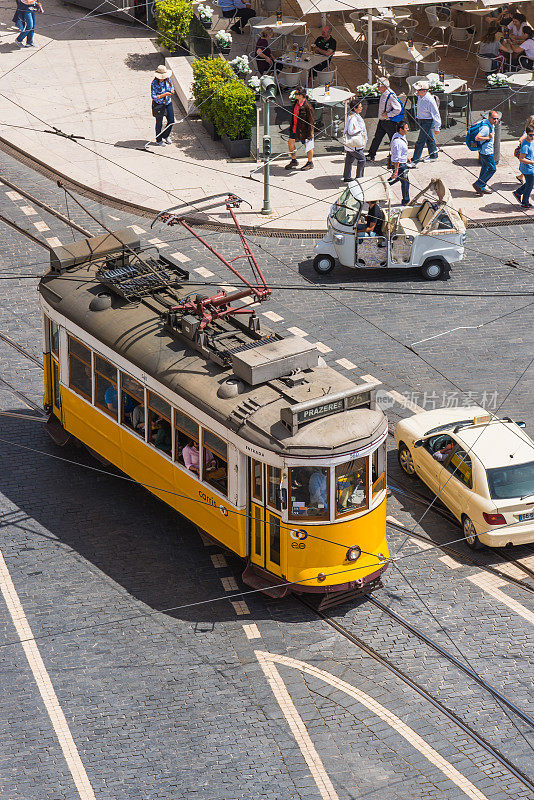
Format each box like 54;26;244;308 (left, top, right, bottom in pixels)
385;91;404;123
466;119;487;151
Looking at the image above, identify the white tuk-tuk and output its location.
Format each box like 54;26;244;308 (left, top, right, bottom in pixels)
313;177;467;281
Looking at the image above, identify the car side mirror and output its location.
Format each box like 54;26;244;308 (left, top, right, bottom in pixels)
281;487;287;510
516;421;526;428
413;439;423;448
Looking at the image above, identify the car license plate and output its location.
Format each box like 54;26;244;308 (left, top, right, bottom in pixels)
519;511;534;522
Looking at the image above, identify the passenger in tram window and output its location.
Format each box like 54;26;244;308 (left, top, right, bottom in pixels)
308;468;328;509
151;417;172;454
183;440;210;474
132;403;145;433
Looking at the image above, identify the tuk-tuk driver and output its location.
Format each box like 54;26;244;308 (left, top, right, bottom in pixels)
357;199;384;238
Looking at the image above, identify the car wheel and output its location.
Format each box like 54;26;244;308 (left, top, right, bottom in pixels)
398;443;416;477
313;254;336;274
462;515;481;550
420;259;449;281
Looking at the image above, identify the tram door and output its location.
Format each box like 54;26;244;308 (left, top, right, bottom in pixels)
249;460;283;577
48;319;61;418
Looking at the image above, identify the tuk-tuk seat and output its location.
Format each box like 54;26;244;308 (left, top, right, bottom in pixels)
395;200;436;236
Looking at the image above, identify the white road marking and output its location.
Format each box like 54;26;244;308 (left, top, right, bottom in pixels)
410;537;434;551
220;576;239;591
108;215;121;220
439;555;463;570
287;326;308;337
516;554;534;571
231;600;250;615
128;224;146;234
313;341;332;354
386;515;402;525
194;266;213;277
262;311;284;322
46;237;62;248
386;390;424;413
468;572;534;625
0;550;96;800
170;251;190;263
360;374;382;386
6;190;22;200
335;358;357;370
20;205;38;216
210;554;227;568
243;623;261;640
148;237;168;248
497;562;529;580
256;653;340;800
33;221;50;232
257;651;490;800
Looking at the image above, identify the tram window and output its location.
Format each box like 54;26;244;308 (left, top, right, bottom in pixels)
52;359;60;408
266;466;282;511
268;512;281;566
147;392;172;456
120;373;144;435
253;505;262;557
50;320;59;357
372;443;386;498
94;355;118;419
252;460;263;501
289;466;329;521
335;457;368;518
174;409;199;468
202;429;228;497
68;336;92;401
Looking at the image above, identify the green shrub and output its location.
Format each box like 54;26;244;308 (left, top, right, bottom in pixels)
192;57;235;123
155;0;194;49
212;80;255;140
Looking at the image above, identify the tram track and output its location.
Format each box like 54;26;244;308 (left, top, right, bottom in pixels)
297;596;534;795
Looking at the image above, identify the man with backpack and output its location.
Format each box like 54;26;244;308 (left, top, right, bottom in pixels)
366;79;403;162
470;110;501;196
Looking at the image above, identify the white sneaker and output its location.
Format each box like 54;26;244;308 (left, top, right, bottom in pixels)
26;42;38;47
154;141;167;147
15;40;25;48
163;138;171;144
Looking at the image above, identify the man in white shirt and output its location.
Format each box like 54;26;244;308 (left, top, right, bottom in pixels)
388;121;411;205
367;78;403;162
411;80;441;166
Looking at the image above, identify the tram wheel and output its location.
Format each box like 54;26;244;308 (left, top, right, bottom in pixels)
462;515;481;550
398;443;416;477
420;259;449;281
313;254;336;274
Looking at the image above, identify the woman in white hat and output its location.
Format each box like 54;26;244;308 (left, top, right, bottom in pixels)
151;65;175;146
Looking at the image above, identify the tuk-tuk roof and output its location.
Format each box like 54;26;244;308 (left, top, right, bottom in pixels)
408;178;467;234
348;175;392;204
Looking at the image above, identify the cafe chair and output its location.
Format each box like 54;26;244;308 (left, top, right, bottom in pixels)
383;58;410;78
376;43;390;68
276;69;303;98
349;14;367;56
473;54;496;81
289;33;308;49
425;6;452;44
449;25;476;59
420;57;441;75
447;91;468;119
373;28;390;49
405;75;421;92
396;20;419;41
211;4;236;32
511;86;534;108
261;0;280;14
313;68;336;87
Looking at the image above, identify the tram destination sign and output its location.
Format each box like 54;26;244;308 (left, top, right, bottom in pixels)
281;384;375;435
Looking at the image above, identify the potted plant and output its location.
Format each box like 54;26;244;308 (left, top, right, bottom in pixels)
212;79;256;158
197;3;213;29
428;77;445;93
487;73;510;89
154;0;194;56
248;75;261;99
215;30;232;54
229;54;251;78
356;82;380;101
192;57;235;139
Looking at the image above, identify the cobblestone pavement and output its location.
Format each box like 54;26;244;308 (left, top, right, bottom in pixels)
0;148;533;800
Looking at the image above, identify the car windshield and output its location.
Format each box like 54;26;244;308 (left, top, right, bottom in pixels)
334;188;361;226
486;461;534;500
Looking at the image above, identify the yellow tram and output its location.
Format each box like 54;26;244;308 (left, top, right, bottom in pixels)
39;224;389;600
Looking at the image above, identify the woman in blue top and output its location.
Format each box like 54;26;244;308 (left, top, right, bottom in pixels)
151;65;175;146
512;126;534;209
14;0;42;48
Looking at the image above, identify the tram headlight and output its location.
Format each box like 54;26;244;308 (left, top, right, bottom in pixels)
346;545;361;562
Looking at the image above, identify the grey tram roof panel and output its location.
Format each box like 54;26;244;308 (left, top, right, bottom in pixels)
40;236;386;457
231;336;319;386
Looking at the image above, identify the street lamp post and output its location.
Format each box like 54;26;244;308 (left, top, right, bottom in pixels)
260;76;277;215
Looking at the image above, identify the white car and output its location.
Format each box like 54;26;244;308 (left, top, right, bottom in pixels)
394;406;534;548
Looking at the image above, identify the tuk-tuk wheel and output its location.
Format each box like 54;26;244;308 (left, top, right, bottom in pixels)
313;254;336;274
420;259;449;281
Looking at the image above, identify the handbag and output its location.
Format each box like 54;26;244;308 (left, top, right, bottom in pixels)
342;131;365;150
514;144;521;159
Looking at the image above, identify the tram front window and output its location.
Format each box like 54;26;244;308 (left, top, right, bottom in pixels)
289;466;329;520
372;443;386;498
336;457;368;518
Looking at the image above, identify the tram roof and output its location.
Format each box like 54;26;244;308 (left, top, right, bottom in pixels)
39;242;387;457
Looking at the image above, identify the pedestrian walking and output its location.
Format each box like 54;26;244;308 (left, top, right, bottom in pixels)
14;0;42;48
512;125;534;209
151;65;175;147
342;99;367;182
515;114;534;184
285;87;314;172
411;81;441;166
366;78;403;162
472;110;500;196
388;121;411;205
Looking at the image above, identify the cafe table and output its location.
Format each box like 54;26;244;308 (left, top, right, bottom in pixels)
384;41;437;74
251;16;306;36
275;52;326;87
506;71;534;87
307;86;354;134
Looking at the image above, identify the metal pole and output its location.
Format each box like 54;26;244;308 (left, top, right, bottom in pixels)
261;98;272;215
367;9;373;84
